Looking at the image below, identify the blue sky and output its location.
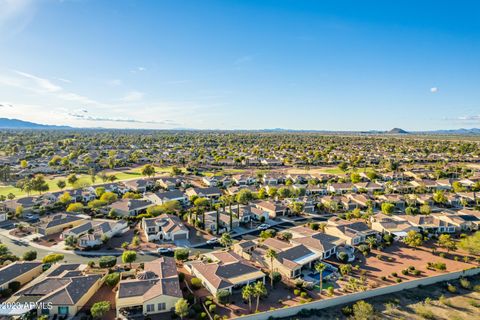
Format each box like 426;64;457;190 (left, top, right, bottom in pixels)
0;0;479;130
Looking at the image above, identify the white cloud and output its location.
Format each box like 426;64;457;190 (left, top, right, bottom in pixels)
120;90;144;102
0;70;101;105
430;87;438;93
457;115;480;121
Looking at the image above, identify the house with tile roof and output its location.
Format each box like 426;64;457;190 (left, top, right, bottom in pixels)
325;217;379;245
0;261;43;291
187;250;265;295
142;214;189;242
116;257;182;317
8;263;104;318
62;219;129;248
35;213;87;236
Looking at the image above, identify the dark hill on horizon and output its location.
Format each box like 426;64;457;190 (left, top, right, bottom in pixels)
388;128;409;134
0;118;71;129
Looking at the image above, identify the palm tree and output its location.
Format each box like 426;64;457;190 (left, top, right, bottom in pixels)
253;281;267;312
265;249;277;287
365;237;377;250
315;262;327;295
242;284;254;313
215;207;220;235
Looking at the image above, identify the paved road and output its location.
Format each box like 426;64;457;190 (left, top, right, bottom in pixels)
0;214;333;261
0;233;159;264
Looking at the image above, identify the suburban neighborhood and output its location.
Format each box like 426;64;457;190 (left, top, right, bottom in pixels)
0;130;480;319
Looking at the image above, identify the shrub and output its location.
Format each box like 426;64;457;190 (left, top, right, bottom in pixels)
381;276;387;281
105;273;120;287
209;304;216;313
401;269;408;275
300;292;308;298
391;272;398;277
190;277;202;289
216;289;231;304
8;281;21;293
341;306;353;316
294;289;301;296
395;278;402;283
327;286;334;296
22;250;37;261
460;278;471;289
271;271;282;285
414;305;435;319
0;289;12;298
178;272;185;282
412;269;421;276
99;256;117;268
174;248;190;262
427;262;446;271
447;283;457;293
468;299;480;308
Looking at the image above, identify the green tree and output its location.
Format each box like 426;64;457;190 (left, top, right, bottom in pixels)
381;202;394;215
90;301;110;319
20;159;28;168
219;232;233;247
420;204;431;215
352;300;375;320
236;189;254;205
437;234;457;253
31;175;49;194
265;249;277;287
350;172;361;183
65;235;77;247
66;202;84;212
175;298;189;319
433;190;447;204
67;174;78;187
56;180;66;190
100;191;118;204
174;248;189;262
459;231;480;255
42;254;64;264
122;250;137;268
315;262;327;295
253;281;267;312
141;164;156;178
22;250;37;261
403;230;423;249
242;284;254;312
58;192;72;204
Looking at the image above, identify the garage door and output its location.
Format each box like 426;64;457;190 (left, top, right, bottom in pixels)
173;233;188;240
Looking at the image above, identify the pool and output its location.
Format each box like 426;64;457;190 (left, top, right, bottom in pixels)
306;269;335;281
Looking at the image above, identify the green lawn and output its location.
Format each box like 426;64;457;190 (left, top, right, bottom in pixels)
319;167;376;175
0;165;177;198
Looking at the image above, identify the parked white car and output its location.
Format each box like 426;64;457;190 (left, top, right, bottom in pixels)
206;237;218;244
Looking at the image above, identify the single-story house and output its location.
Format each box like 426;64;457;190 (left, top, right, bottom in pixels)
142;214;189;242
116;257;182;317
187;251;265;295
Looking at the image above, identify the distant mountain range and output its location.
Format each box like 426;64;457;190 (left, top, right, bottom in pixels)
0;118;479;135
0;118;71;129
